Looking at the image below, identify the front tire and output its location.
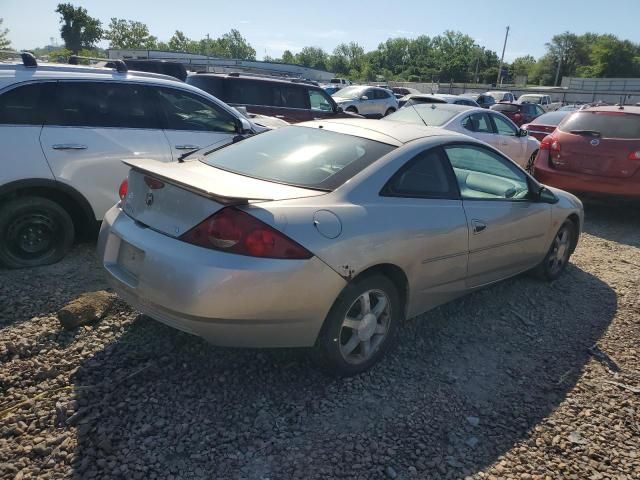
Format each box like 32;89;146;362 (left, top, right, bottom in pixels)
0;196;75;268
345;106;358;114
384;108;396;116
533;220;575;281
314;274;401;376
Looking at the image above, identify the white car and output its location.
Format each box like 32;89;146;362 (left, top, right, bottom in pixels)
0;54;264;268
385;103;540;169
518;94;553;111
486;91;516;103
332;86;399;118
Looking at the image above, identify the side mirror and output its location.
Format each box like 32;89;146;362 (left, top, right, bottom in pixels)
237;117;253;134
360;95;369;101
518;128;529;137
537;186;559;204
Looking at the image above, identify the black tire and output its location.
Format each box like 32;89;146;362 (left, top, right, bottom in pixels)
384;108;396;116
0;196;75;268
526;150;538;173
314;274;402;376
532;220;575;281
345;106;358;114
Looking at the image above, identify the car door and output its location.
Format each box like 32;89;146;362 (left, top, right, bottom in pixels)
443;144;551;287
381;147;469;314
152;86;240;160
489;112;527;167
360;89;377;116
0;82;55;185
39;81;172;220
460;111;497;147
272;84;310;123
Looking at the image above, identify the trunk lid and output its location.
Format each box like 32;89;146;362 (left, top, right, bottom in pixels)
122;158;326;238
554;111;640;178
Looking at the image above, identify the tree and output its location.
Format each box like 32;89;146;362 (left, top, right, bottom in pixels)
55;3;102;54
510;55;536;78
167;30;195;52
583;35;638;77
104;18;157;49
219;29;256;60
0;18;10;50
296;46;328;70
281;50;295;64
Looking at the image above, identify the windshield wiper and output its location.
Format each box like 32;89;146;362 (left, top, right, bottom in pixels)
570;129;601;137
178;133;254;163
177;148;201;162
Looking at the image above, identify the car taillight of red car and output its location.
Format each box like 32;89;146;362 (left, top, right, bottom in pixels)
179;207;312;259
540;136;562;166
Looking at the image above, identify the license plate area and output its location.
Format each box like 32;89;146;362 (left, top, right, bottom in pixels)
117;241;145;279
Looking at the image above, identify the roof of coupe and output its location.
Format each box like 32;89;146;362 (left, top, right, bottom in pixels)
299;118;466;146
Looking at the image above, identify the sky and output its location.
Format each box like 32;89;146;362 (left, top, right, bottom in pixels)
3;0;640;63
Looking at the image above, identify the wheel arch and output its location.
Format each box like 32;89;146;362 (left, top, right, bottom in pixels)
349;263;409;318
566;213;580;253
0;179;97;239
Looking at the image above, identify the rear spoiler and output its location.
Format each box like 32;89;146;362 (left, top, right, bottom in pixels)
123;162;273;205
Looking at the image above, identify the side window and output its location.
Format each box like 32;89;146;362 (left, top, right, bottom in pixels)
275;86;307;109
228;80;271;106
155;87;237;133
375;89;389;99
52;82;160;129
382;148;458;199
0;83;48;125
491;114;518;136
462;113;493;133
444;145;530;200
309;89;333;111
363;89;374;100
535;105;545;115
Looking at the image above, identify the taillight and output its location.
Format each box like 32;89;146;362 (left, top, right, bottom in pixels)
118;179;128;201
540;136;561;167
628;151;640;160
179;207;312;259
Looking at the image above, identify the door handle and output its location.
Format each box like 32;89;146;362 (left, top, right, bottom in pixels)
472;220;487;234
175;145;200;150
52;144;87;150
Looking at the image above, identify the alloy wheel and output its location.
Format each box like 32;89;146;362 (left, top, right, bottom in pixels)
547;226;571;276
339;289;391;364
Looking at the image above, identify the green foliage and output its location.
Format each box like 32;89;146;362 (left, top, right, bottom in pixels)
295;46;329;70
55;3;102;54
0;18;10;50
510;55;536;78
104;18;157;49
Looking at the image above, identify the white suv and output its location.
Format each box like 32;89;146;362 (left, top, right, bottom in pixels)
0;56;262;268
331;86;399;118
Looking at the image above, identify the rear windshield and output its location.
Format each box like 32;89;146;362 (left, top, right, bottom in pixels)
531;111;569;126
201;126;395;190
492;104;519;112
558;111;640;139
519;95;542;104
386;105;458;126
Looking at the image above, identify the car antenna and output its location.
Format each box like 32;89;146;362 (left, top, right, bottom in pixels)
410;103;428;127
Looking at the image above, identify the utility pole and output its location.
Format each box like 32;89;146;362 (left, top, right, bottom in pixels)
554;39;564;87
496;26;510;86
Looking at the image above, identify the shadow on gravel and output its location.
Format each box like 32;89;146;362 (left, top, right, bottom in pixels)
69;264;616;479
582;201;640;248
0;244;107;330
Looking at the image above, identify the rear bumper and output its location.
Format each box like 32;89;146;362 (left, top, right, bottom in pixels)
98;206;347;348
534;153;640;199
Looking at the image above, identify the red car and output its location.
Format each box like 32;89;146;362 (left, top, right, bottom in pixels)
533;106;640;199
522;111;572;141
490;102;545;126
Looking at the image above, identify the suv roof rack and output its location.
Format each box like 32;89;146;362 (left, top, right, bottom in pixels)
0;50;37;68
202;70;322;85
69;55;128;73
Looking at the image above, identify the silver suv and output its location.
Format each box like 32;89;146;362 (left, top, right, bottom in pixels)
331;86;399;118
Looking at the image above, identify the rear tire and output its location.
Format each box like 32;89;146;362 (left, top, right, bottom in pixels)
526;150;538;173
314;274;401;376
532;220;575;281
384;108;396;116
0;196;75;268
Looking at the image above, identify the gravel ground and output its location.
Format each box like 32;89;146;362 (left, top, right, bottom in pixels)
0;203;638;480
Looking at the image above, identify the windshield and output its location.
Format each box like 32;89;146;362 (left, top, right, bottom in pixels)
531;111;569;126
486;92;506;101
332;86;366;99
558;111;640;139
201;126;395;190
386;105;459;126
492;104;519;112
